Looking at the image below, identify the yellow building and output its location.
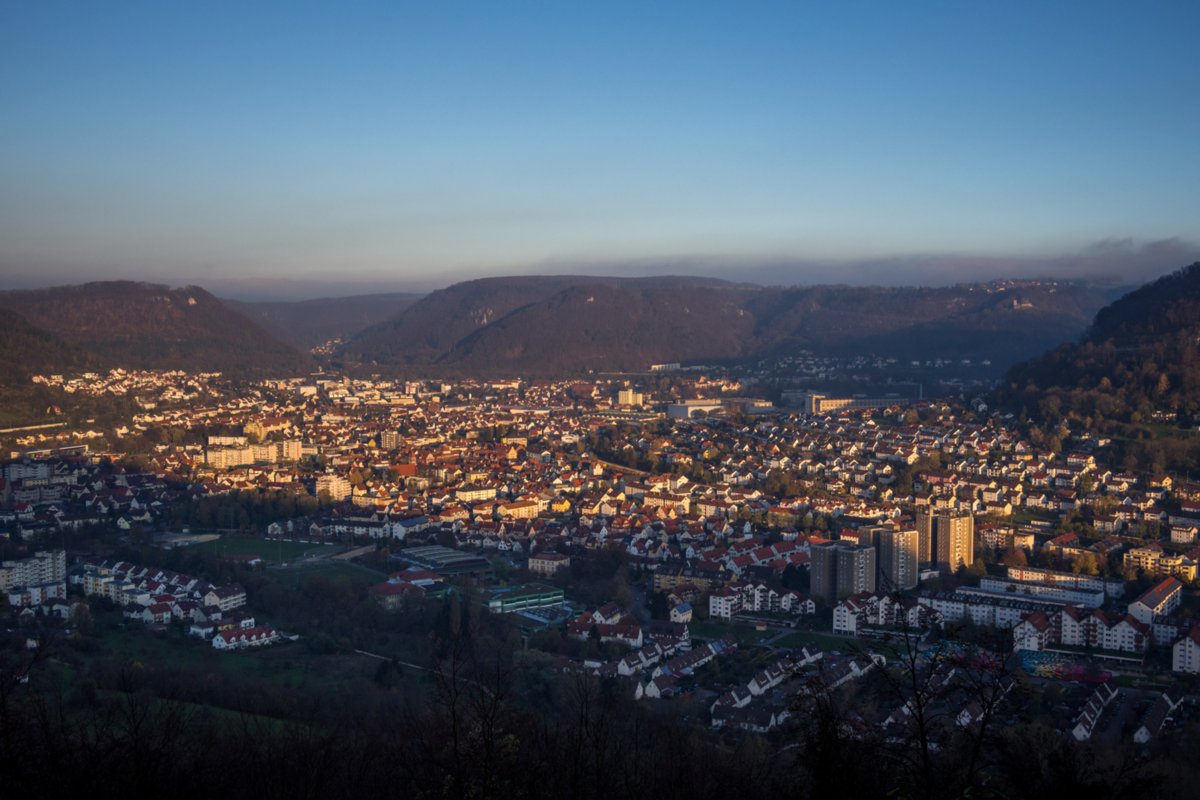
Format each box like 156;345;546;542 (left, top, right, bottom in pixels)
498;500;539;520
1124;546;1198;582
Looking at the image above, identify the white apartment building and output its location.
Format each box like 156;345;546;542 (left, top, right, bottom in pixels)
0;550;66;591
316;474;353;501
1172;627;1200;674
1128;577;1182;625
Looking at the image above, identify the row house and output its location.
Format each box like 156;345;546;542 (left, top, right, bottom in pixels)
707;582;810;620
212;625;279;651
608;640;676;677
709;650;822;731
821;654;884;689
1014;605;1150;655
652;636;736;680
956;679;1015;728
833;592;939;636
567;606;643;649
924;589;1062;631
1071;683;1118;741
634;636;739;699
1005;566;1125;598
78;560;245;614
1134;693;1182;744
7;581;67;607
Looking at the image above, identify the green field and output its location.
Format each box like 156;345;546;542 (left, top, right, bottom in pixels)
690;621;775;646
190;535;336;564
80;615;383;692
273;559;386;588
1009;509;1060;525
772;630;857;653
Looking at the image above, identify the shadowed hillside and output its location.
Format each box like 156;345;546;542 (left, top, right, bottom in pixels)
0;308;95;384
224;292;423;350
337;276;1116;376
338;275;747;368
0;282;309;376
994;262;1200;470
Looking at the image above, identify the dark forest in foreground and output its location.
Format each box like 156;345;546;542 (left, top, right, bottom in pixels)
4;595;1198;800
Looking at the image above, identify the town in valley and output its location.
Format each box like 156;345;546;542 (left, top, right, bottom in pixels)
5;3;1200;796
5;326;1200;795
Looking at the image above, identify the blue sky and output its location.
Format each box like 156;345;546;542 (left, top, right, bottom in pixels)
2;1;1198;298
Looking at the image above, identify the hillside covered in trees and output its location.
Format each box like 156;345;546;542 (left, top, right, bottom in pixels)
0;282;310;378
0;308;95;384
336;275;1116;376
995;262;1200;470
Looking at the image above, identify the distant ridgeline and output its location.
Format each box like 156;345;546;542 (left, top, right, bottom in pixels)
333;275;1115;376
0;281;309;380
0;275;1120;384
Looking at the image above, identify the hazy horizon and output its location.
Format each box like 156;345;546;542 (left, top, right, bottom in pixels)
3;2;1198;300
1;235;1196;302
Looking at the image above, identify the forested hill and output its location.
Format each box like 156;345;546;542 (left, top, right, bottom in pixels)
336;275;1115;376
0;275;1125;383
0;308;96;384
1088;261;1200;343
0;282;309;377
224;291;423;350
994;262;1200;467
334;275;748;369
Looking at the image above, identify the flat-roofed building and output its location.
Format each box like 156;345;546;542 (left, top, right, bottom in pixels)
399;545;493;576
812;540;876;602
315;474;352;502
837;544;877;598
810;541;840;603
800;393;910;414
862;525;918;591
916;510;975;571
0;550;65;591
486;583;565;614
